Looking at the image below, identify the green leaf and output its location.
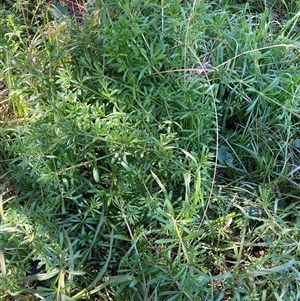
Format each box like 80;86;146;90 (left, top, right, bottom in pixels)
184;230;205;240
49;4;69;20
93;167;100;183
293;139;300;148
218;146;234;167
218;146;227;164
225;153;234;167
113;234;132;241
155;238;177;244
19;269;60;282
69;270;86;276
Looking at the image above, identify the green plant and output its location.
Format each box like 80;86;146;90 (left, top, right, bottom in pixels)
1;0;300;300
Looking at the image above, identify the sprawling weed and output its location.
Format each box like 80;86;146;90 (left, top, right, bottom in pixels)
1;0;300;300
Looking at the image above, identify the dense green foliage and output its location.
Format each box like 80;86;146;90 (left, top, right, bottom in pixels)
1;0;300;300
